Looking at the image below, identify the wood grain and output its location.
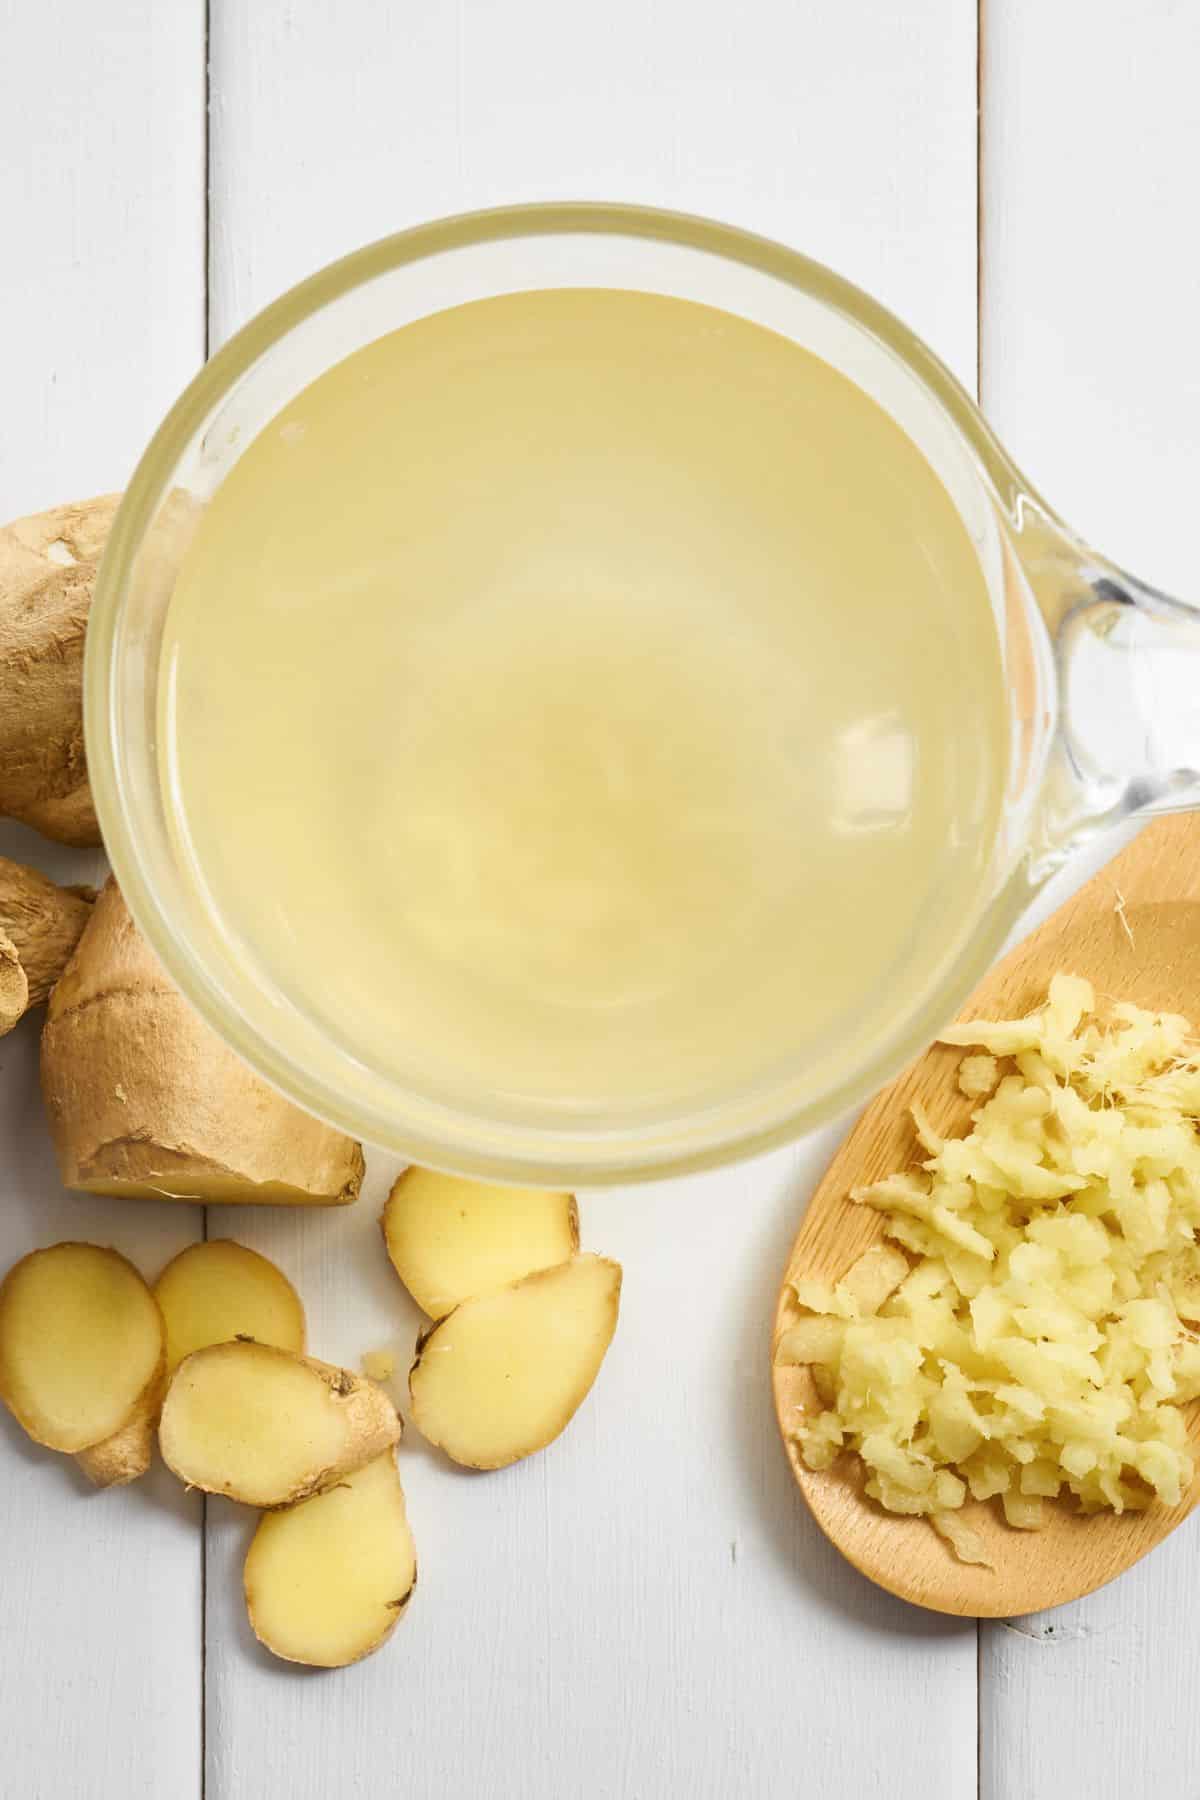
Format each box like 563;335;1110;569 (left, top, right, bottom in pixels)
774;815;1200;1617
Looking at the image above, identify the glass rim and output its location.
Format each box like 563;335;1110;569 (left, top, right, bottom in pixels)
86;200;1040;1184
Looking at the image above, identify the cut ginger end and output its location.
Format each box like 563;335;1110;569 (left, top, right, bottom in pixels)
245;1452;417;1669
154;1239;305;1377
410;1253;621;1470
159;1341;400;1508
382;1167;578;1319
40;879;364;1208
0;1243;164;1455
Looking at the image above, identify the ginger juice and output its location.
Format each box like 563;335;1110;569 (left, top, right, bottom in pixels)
160;288;1008;1132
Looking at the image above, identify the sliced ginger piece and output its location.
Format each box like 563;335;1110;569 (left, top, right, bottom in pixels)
0;1243;164;1461
159;1341;400;1506
244;1451;417;1668
76;1375;166;1488
154;1240;305;1377
382;1167;578;1319
410;1253;621;1469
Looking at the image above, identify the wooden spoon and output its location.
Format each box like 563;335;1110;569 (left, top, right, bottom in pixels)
772;813;1200;1616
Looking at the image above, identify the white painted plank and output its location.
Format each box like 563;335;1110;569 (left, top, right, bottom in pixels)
205;5;980;1796
0;3;206;1795
0;0;207;515
980;6;1200;1798
982;1550;1200;1800
210;0;979;386
980;0;1200;598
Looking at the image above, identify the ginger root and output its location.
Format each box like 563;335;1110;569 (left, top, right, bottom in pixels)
244;1451;417;1668
383;1168;579;1319
155;1240;306;1377
159;1341;401;1507
0;1243;165;1485
75;1374;166;1489
0;496;119;846
0;856;94;1036
410;1254;621;1470
0;934;25;1037
41;879;364;1205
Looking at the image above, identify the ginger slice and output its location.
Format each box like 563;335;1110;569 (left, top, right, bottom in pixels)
383;1167;578;1319
159;1341;400;1507
244;1452;417;1668
0;1243;164;1461
154;1240;305;1377
410;1254;621;1470
76;1374;166;1488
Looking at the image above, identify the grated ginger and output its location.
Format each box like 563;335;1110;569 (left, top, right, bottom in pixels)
777;975;1200;1560
361;1347;398;1385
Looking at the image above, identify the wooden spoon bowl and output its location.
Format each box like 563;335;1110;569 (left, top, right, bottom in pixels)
772;814;1200;1616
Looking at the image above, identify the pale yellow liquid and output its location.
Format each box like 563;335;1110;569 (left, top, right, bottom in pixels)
162;289;1007;1128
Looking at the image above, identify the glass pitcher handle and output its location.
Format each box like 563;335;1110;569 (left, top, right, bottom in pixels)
1022;521;1200;869
1063;564;1200;805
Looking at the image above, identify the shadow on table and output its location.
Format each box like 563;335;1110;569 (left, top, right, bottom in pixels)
0;1396;202;1532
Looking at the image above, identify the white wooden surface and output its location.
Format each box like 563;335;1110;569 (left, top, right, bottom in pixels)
978;7;1200;1798
981;0;1200;602
0;4;206;1798
207;6;978;1797
0;3;1196;1796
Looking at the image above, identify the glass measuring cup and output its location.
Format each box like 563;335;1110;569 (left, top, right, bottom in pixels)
85;204;1200;1184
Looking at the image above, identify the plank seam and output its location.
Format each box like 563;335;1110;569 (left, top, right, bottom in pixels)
976;3;985;1793
202;5;212;1798
204;0;212;366
976;0;985;407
